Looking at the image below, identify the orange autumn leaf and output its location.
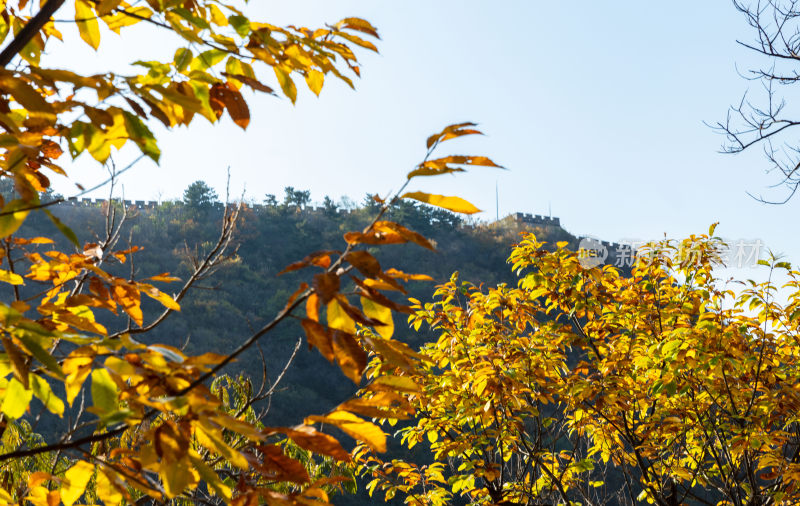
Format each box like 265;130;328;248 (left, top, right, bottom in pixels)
111;283;142;326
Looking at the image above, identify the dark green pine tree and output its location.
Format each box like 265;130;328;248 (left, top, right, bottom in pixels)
182;180;218;212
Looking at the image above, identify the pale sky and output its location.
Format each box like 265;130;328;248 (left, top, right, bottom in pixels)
41;1;800;268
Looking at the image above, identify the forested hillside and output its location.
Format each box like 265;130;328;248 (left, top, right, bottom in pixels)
21;185;577;428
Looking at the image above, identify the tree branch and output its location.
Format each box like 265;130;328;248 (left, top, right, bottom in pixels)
0;0;66;67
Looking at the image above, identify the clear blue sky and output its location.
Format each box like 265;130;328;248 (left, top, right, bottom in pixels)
44;1;800;266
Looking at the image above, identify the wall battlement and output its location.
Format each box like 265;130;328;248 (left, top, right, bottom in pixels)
55;198;357;214
513;212;561;227
62;197;161;208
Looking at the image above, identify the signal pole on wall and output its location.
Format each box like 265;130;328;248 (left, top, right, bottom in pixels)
495;181;499;222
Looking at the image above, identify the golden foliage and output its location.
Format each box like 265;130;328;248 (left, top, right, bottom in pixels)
357;230;800;505
0;1;501;504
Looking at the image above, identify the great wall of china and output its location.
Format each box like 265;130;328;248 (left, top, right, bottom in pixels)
510;211;631;266
59;198;631;266
511;212;561;227
59;197;352;214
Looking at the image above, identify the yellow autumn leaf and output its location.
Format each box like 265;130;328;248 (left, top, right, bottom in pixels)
209;4;229;26
30;373;64;416
104;7;152;33
0;486;11;504
306;410;386;452
195;424;249;470
372;374;420;393
142;285;180;311
1;377;31;419
160;458;198;498
189;453;232;499
361;297;393;338
61;461;94;506
274;65;297;103
306;69;324;96
401;191;481;214
63;354;93;406
75;1;101;50
104;355;138;378
95;470;122;504
25;486;58;506
91;367;118;415
327;299;356;334
0;199;31;238
0;269;23;285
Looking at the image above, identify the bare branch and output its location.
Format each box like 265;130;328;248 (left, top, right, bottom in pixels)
718;0;800;202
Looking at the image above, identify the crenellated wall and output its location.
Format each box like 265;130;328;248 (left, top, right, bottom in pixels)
56;198;356;214
513;212;561;227
63;197;160;208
